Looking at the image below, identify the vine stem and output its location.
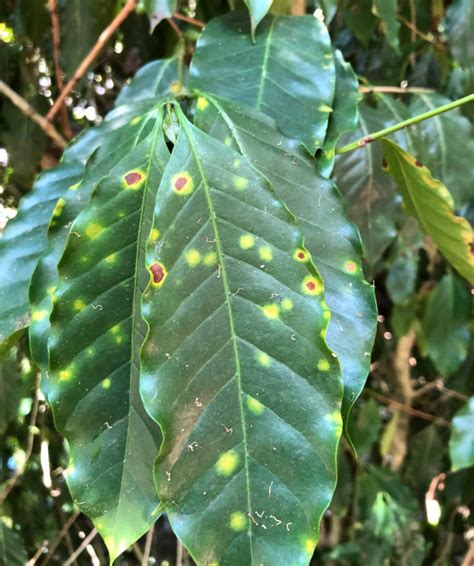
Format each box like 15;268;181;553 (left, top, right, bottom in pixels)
335;93;474;155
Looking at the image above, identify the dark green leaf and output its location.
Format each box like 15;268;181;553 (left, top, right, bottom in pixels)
343;0;378;46
449;397;474;471
190;11;336;153
0;521;27;566
47;109;169;561
348;397;381;456
0;350;24;435
421;274;471;376
143;0;176;30
372;0;400;52
141;106;343;565
194;95;377;422
382;139;474;284
445;0;474;96
386;253;417;305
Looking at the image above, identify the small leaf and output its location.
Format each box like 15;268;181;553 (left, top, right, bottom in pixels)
244;0;273;36
445;0;474;96
0;521;27;566
190;11;336;153
343;0;378;47
143;0;177;30
449;397;474;472
372;0;400;52
48;109;169;562
141;106;343;565
421;274;471;376
382;138;474;284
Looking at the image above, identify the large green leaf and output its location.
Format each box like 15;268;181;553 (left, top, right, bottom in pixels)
382;138;474;284
420;274;471;376
190;11;336;153
334;95;417;272
141;106;344;565
47;108;169;562
194;94;376;422
449;397;474;472
410;93;474;207
318;50;360;177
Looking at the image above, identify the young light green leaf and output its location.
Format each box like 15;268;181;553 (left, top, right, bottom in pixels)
244;0;273;36
141;106;343;565
382;138;474;284
449;397;474;472
372;0;400;52
47;109;169;562
194;94;376;423
190;11;336;153
421;274;471;376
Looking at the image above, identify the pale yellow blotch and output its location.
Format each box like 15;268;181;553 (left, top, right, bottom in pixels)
149;228;160;242
281;298;293;312
262;303;280;320
115;335;123;344
325;411;343;436
258;246;273;262
52;198;65;218
323;309;331;320
130;116;141;126
317;359;330;372
232;159;241;169
105;252;117;264
319;104;333;113
233;175;249;191
320;328;327;339
229;512;247;532
68;182;81;191
110;324;121;334
32;309;48;322
102;378;111;389
170;81;181;94
215;449;239;476
224;136;232;146
204;251;218;266
73;299;86;312
246;396;264;415
239;234;255;250
59;369;72;381
185;248;201;267
256;351;271;367
46;285;56;296
196;96;209;111
303;538;317;554
118;211;126;218
326;148;335;159
85;223;104;238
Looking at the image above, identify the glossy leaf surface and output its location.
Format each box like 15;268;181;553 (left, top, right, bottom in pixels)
141;107;343;565
48;109;169;562
449;397;474;472
382;139;474;284
244;0;273;36
190;11;335;153
194;95;377;422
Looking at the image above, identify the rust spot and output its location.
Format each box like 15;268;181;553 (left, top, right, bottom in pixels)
306;281;316;291
382;158;388;168
149;262;167;287
125;171;143;185
174;177;188;191
297;251;306;260
415;160;423;167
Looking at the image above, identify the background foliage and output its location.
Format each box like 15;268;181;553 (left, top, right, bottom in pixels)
0;0;473;564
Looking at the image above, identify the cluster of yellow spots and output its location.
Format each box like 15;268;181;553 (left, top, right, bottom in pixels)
256;350;271;368
215;449;239;476
233;175;249;191
196;96;209;111
318;104;333;113
293;248;309;263
229;512;247;532
317;359;330;372
258;246;273;262
262;303;280;320
149;227;160;242
105;252;117;264
59;368;73;381
281;298;293;312
239;234;255;250
204;251;218;266
246;396;264;415
31;309;48;322
321;300;331;320
302;275;323;296
73;299;86;312
171;171;194;196
185;248;201;267
85;223;104;239
102;378;111;389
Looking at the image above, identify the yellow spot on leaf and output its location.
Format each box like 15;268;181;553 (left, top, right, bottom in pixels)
130;116;141;125
302;275;323;296
171;171;194;196
239;234;255;249
85;223;104;238
293;248;309;262
68;182;80;191
344;260;357;274
325;411;343;435
281;298;293;311
59;369;72;381
170;81;181;94
110;324;121;334
196;96;209;111
246;396;264;415
73;299;86;312
256;351;271;367
204;251;217;266
105;253;117;264
32;309;48;322
233;175;249;191
319;104;333;113
229;512;247;532
320;328;327;339
185;249;201;267
262;303;280;319
303;538;317;554
102;378;111;389
52;198;65;218
224;136;232;146
258;246;273;262
149;228;160;242
317;359;330;372
46;286;56;296
215;450;239;476
232;159;241;169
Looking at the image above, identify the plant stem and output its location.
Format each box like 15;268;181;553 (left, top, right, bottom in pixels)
336;93;474;155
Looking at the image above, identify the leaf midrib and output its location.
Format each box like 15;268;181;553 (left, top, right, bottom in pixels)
255;18;277;111
177;109;255;563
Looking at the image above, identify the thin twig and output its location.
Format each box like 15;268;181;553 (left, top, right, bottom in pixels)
0;372;42;505
176;540;184;566
0;81;67;149
173;13;205;28
27;541;48;565
167;17;183;39
364;388;451;428
408;0;417;66
46;0;138;122
398;14;446;50
41;511;80;566
63;529;97;566
141;525;155;566
48;0;73;139
359;85;436;94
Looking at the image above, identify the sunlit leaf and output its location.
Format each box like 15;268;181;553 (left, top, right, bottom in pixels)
141;106;344;565
382;138;474;284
